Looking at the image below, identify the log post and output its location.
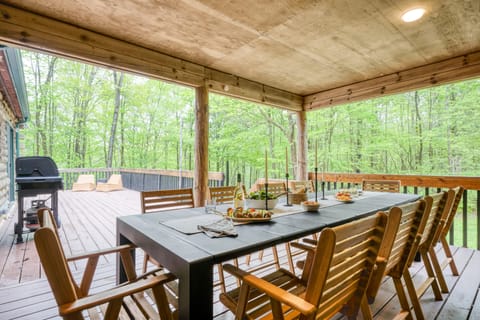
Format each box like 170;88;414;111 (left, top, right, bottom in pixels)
296;110;307;180
194;86;209;207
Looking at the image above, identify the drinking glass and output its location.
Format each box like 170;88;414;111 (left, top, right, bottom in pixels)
205;198;217;214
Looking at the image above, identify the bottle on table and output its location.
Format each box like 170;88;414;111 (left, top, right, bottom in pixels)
233;173;245;208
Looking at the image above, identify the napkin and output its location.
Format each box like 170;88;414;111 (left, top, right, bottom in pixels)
198;218;238;238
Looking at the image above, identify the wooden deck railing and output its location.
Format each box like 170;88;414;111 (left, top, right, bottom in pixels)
58;168;225;191
308;172;480;250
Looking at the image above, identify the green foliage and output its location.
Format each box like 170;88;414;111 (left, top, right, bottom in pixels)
21;50;480;184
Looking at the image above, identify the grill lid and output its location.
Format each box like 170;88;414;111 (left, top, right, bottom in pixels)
15;156;63;190
15;156;60;177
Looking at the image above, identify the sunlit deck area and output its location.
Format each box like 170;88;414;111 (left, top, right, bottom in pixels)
0;189;479;319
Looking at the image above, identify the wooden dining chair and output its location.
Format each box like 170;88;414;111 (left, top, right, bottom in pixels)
412;190;455;305
364;198;431;320
362;179;401;193
436;186;464;289
220;211;388;320
245;181;286;269
208;185;237;204
35;208;176;320
207;185;243;292
140;188;195;273
288;180;315;192
255;181;287;198
141;188;195;213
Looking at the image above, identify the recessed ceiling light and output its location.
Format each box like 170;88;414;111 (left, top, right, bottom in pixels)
401;8;426;22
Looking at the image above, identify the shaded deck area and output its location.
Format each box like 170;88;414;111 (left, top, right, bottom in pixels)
0;190;479;319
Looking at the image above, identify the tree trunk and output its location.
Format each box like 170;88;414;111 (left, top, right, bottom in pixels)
107;71;124;167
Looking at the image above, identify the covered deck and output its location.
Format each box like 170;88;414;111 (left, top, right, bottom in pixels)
0;189;479;319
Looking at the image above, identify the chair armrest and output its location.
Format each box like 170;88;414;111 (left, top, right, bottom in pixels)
290;242;316;252
59;272;175;315
222;263;250;279
66;244;135;262
302;238;318;245
222;264;316;316
243;273;316;316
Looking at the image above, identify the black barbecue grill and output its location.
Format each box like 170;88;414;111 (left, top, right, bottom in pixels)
15;156;63;243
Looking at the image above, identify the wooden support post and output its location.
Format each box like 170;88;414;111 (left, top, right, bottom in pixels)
194;86;209;207
296;110;307;181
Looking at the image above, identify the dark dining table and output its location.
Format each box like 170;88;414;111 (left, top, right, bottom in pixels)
116;191;420;319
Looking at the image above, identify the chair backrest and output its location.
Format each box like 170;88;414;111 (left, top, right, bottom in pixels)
141;188;195;213
35;208;80;308
304;211;388;319
107;174;123;186
289;180;315;193
366;198;429;301
255;182;286;198
77;174;95;184
362;179;401;193
440;186;464;239
208;186;237;204
420;190;455;250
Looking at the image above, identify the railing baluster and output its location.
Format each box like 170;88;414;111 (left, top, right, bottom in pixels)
463;190;468;248
477;190;480;250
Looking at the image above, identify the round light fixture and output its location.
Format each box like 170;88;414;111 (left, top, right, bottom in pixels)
401;8;426;22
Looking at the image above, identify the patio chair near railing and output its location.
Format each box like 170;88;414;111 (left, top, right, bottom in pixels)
362;179;401;193
35;208;177;320
219;211;388;319
95;174;123;192
365;198;430;320
413;190;455;307
71;174;96;192
437;186;464;290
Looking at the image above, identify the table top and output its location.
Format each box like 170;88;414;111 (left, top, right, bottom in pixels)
117;192;420;266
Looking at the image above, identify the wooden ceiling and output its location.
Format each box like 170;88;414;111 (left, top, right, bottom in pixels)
0;0;479;111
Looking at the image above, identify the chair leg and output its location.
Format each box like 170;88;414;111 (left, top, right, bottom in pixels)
245;254;252;265
392;276;415;320
360;294;373;320
285;242;295;273
402;270;425;320
216;264;226;293
419;250;443;300
429;246;450;293
441;237;459;276
142;254;149;274
272;245;280;270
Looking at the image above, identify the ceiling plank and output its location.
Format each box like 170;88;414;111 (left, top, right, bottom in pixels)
305;51;480;110
0;4;303;111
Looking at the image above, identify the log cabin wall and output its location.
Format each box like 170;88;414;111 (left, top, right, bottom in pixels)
0;94;16;213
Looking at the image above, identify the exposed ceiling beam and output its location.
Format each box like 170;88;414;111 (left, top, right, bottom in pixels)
0;4;303;111
304;51;480;110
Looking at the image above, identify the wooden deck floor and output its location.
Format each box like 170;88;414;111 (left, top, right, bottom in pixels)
0;189;479;319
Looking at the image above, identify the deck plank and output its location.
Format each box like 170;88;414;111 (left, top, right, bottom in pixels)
437;249;480;319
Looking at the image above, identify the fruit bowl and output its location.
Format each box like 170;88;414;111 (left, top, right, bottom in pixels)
244;198;279;209
302;201;320;212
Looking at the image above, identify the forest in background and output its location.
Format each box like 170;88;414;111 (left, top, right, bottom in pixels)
20;50;480;188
